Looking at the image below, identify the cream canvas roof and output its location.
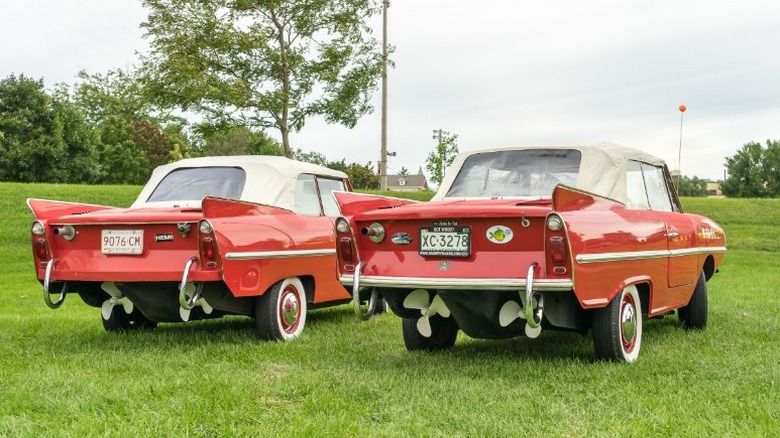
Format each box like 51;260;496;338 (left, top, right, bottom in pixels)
432;142;668;205
131;155;347;210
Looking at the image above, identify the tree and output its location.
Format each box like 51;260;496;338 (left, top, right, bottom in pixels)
0;74;102;183
70;69;193;184
140;0;385;158
398;166;409;176
294;149;328;166
326;158;378;189
676;175;708;197
198;124;283;156
721;140;779;198
425;131;458;186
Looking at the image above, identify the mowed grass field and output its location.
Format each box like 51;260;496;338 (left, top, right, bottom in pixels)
1;182;778;437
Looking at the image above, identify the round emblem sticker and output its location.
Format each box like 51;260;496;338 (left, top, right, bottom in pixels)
486;225;514;244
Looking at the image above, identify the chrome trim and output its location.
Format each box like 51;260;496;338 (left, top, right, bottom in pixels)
43;259;67;309
352;261;378;320
670;247;727;256
339;275;573;291
225;248;336;261
178;257;203;310
576;246;727;264
524;263;543;328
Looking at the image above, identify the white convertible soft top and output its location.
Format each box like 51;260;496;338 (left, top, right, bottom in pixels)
131;155;348;210
433;142;668;205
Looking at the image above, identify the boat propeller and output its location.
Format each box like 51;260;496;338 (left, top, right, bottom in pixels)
178;282;214;322
498;297;542;339
100;282;134;320
403;289;450;337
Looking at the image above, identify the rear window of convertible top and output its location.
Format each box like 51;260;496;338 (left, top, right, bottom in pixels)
445;149;582;198
146;167;246;202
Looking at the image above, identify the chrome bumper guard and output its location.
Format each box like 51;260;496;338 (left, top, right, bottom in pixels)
178;257;204;310
43;258;68;309
351;261;378;320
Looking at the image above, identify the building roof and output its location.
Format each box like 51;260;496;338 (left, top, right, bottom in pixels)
387;174;429;188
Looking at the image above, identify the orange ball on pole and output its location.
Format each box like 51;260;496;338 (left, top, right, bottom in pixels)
679;105;687;112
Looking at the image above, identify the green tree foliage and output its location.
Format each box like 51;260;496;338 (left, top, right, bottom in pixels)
397;166;409;176
198;124;284;156
140;0;385;158
0;74;102;183
293;149;329;166
425;131;458;186
71;70;193;184
722;140;780;197
310;157;378;189
676;175;708;197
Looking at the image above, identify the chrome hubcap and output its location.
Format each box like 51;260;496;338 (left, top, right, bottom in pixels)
280;289;300;328
621;299;637;348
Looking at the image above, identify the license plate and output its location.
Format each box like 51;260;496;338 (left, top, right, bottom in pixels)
101;230;143;255
419;226;470;257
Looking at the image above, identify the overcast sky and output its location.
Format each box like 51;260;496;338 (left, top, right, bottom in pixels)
2;0;779;181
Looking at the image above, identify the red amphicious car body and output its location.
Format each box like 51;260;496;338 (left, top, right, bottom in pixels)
29;155;356;340
334;143;726;362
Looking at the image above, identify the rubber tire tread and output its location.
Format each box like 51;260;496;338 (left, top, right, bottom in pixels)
402;315;458;351
679;271;708;330
592;287;642;363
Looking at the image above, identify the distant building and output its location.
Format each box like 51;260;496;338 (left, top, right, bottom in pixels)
387;170;429;191
706;182;723;197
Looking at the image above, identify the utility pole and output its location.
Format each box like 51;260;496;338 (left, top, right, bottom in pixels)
432;128;450;180
379;0;390;190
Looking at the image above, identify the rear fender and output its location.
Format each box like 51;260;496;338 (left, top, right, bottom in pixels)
27;198;114;221
202;196;295;219
332;191;417;217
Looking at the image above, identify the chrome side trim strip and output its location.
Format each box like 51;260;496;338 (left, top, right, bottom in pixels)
225;248;336;261
670;246;727;257
338;275;573;291
576;246;727;264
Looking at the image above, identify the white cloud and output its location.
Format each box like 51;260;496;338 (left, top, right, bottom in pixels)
2;0;778;181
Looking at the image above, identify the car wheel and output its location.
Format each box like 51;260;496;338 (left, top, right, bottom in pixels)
592;285;642;363
678;271;707;330
102;307;157;332
402;314;458;351
255;277;307;341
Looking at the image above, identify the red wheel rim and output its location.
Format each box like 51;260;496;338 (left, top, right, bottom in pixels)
278;284;301;334
620;293;638;353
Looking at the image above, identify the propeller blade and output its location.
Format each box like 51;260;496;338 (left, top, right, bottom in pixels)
120;298;134;315
179;307;191;322
499;300;522;327
100;281;122;298
428;295;450;318
403;289;431;311
416;316;432;337
525;323;542;339
199;299;214;315
101;299;113;321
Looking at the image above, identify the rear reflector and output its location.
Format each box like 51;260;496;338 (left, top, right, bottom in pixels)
339;237;354;263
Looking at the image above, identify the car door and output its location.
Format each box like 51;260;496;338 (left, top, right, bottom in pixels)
639;163;698;289
626;160;697;314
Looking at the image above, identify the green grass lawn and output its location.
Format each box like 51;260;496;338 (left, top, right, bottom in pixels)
1;184;778;436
